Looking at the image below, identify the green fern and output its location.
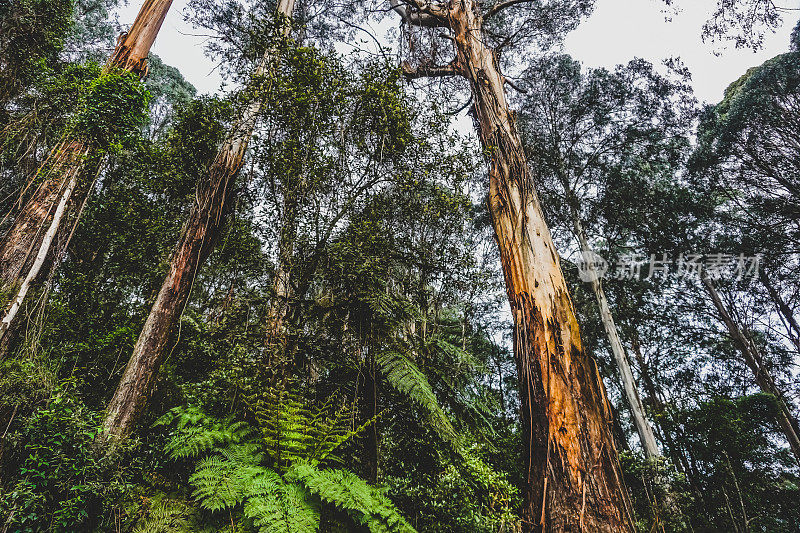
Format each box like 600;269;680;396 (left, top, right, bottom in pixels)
288;461;416;533
132;498;194;533
376;350;459;445
159;402;412;533
248;385;371;469
189;443;266;511
157;406;253;460
244;475;320;533
375;348;515;524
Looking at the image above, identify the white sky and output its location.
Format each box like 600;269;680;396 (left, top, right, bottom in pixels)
119;0;799;103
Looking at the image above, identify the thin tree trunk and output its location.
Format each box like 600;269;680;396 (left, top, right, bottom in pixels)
101;0;296;439
360;350;379;484
758;268;800;350
568;204;660;458
398;1;635;529
265;193;299;371
702;275;800;465
630;336;688;474
0;0;174;349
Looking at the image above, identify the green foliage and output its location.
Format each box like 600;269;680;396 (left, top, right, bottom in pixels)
0;381;133;532
157;406;254;460
131;497;199;533
288;461;416;532
0;0;74;106
619;453;693;533
244;475;320;533
74;68;151;149
248;386;371;469
157;405;414;533
190;443;266;511
377;349;458;445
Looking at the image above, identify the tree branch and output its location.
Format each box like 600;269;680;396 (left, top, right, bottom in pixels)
504;77;527;94
389;0;450;28
401;60;459;79
483;0;536;20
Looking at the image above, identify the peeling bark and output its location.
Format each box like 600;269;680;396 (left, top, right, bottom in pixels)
102;0;296;439
394;0;635;528
106;0;176;78
702;275;800;466
0;0;174;351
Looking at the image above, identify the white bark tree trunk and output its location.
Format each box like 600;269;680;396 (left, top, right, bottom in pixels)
0;172;80;341
569;207;660;459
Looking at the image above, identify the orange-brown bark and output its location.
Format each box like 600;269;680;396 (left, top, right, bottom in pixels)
102;143;242;436
102;0;296;438
398;0;635;529
0;141;85;292
106;0;176;78
0;0;174;350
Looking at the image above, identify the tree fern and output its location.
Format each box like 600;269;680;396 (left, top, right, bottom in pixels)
376;349;458;445
288;461;416;533
375;348;515;524
157;406;253;460
158;402;412;533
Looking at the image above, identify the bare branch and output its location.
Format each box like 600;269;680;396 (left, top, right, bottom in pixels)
389;0;450;28
401;60;459;79
503;77;527;94
483;0;535;20
446;95;473;115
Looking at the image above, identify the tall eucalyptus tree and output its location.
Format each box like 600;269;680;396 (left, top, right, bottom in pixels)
0;0;174;347
102;0;296;438
389;0;634;529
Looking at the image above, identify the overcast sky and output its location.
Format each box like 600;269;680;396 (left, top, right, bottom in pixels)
120;0;799;104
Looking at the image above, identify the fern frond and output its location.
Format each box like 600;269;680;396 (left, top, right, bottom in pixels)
376;350;458;445
244;473;320;533
250;385;366;468
288;461;415;533
161;406;254;460
132;498;195;533
189;443;267;512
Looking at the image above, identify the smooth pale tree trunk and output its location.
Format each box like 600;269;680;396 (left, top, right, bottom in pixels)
567;203;660;459
397;0;635;529
0;0;174;350
102;0;296;439
758;268;800;350
702;274;800;466
0;169;80;340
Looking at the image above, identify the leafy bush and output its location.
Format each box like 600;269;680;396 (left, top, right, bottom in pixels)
0;382;133;532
